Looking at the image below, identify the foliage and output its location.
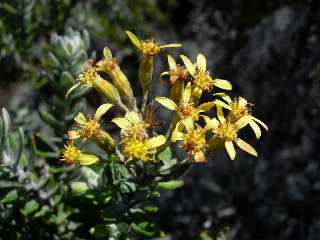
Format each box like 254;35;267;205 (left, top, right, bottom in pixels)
0;108;76;239
36;27;91;137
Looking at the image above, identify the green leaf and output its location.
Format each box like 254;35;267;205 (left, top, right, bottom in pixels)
1;189;18;203
14;127;24;166
21;200;40;216
90;224;109;238
34;205;50;218
2;3;17;14
157;147;172;162
143;206;159;213
156;180;184;190
1;108;11;139
130;222;155;238
71;181;89;194
61;71;73;84
55;203;70;224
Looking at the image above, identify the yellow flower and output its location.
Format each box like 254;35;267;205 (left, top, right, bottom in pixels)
205;114;258;160
155;83;218;122
112;111;148;140
180;54;232;98
171;118;208;163
66;60;97;96
160;55;189;103
66;61;126;110
126;31;182;111
69;104;113;141
122;135;166;162
96;47;135;105
161;55;189;85
229;97;268;139
61;141;99;165
126;31;182;57
215;95;268;139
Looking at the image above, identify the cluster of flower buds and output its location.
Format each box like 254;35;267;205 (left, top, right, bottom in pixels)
61;31;267;165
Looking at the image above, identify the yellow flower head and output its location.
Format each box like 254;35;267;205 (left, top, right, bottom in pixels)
126;31;182;57
180;54;232;98
77;60;97;87
229;97;252;120
172;118;207;163
61;141;99;165
122;135;166;162
141;39;161;56
155;83;216;122
69;104;113;141
96;57;119;72
61;141;81;165
112;111;148;140
161;55;189;85
205;114;257;160
214;95;268;139
95;46;134;104
66;61;98;97
213;120;239;142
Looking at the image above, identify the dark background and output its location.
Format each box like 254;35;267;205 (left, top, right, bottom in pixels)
1;0;320;239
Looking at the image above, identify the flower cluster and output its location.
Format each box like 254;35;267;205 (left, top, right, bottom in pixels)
61;31;267;165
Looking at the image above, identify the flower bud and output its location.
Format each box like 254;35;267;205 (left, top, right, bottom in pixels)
93;75;121;105
139;55;154;94
169;80;184;104
96;57;135;103
94;130;116;153
207;136;224;153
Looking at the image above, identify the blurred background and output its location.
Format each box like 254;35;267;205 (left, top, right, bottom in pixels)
1;0;320;239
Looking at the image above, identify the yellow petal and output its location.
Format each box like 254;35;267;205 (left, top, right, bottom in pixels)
171;121;185;142
217;106;225;123
198;102;215;112
197;53;206;72
103;46;112;59
214;79;232;90
74;112;87;125
125;111;141;124
68;130;81;139
182;83;192;103
66;83;81;98
77;153;99;165
160;43;182;48
171;130;184;142
235;138;258;157
146;135;166;148
238;97;247;106
249;120;261;139
125;31;141;49
181;118;194;131
180;55;196;75
194;151;207;163
94;103;113;121
155;97;177;111
225;141;236;160
111;117;131;130
167;55;177;70
160;71;169;79
252;117;268;131
192;87;203;100
202;116;219;131
235;115;251;129
214;99;231;110
213;92;232;103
